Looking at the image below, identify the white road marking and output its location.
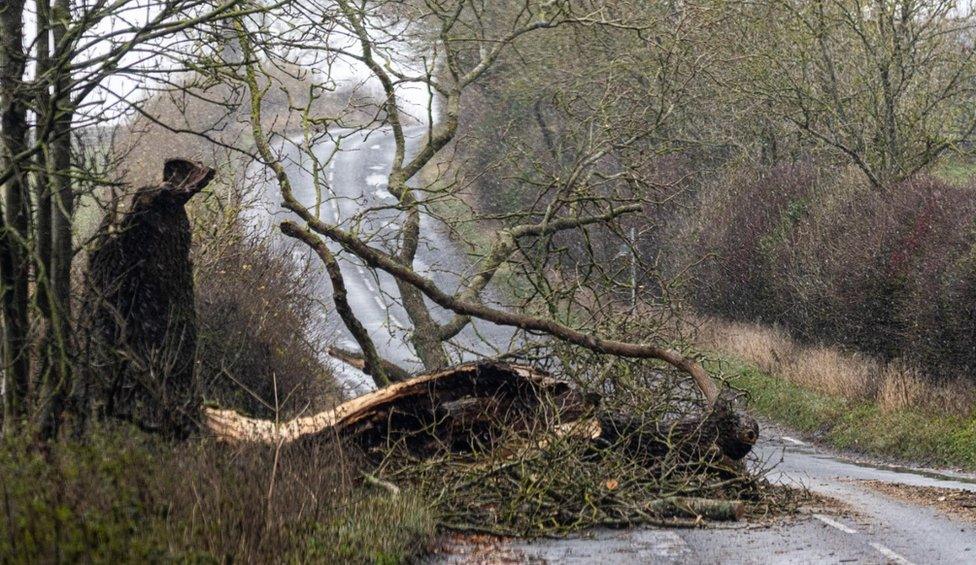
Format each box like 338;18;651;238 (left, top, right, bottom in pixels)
369;165;384;171
781;436;807;446
373;295;385;308
362;278;376;293
330;161;336;170
813;514;858;534
870;542;914;565
370;144;381;149
382;317;407;331
365;173;388;187
328;171;334;183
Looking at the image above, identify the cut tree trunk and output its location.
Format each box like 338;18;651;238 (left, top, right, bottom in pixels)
204;361;758;461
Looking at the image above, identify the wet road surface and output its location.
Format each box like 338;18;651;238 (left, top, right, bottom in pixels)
249;126;517;395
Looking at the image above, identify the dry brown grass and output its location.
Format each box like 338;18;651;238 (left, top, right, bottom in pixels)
698;317;975;417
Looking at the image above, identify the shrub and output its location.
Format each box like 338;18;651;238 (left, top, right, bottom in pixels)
686;162;820;323
0;426;436;563
190;189;341;419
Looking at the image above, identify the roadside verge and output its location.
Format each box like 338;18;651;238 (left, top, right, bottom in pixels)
711;356;976;470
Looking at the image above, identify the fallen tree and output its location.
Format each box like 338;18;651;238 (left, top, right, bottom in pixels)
204;361;757;461
204;362;780;535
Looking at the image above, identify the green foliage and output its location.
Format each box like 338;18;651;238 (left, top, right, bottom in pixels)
0;427;435;563
722;360;976;469
933;158;976;187
304;493;434;564
0;432;166;562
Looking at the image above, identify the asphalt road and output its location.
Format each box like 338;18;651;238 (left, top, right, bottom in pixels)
253;128;976;563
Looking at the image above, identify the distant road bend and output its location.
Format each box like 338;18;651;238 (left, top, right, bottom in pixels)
254;127;976;564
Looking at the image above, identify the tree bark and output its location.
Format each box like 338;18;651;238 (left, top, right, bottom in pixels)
34;0;53;319
44;0;76;433
204;361;588;448
1;0;32;431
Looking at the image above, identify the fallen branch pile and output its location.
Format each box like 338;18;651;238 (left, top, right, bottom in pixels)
204;361;787;535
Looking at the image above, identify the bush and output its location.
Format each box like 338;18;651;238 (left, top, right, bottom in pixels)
0;426;436;563
685;162;820;323
189;186;341;419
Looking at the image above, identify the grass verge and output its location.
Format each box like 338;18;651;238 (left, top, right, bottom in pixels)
716;358;976;470
0;425;436;563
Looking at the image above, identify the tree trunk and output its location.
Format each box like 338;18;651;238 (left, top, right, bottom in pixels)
204;361;758;462
33;0;62;438
45;0;76;434
85;159;213;437
34;0;52;319
397;278;450;370
1;0;32;431
205;361;588;450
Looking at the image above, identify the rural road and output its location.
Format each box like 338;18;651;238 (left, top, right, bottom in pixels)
253;127;976;563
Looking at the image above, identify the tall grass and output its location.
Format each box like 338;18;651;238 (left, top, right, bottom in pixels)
699;317;975;417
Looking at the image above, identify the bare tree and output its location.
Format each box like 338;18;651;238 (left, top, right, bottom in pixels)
729;0;976;188
228;0;721;403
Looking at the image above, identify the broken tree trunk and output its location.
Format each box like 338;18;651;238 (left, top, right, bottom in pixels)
206;361;587;451
597;395;759;462
204;361;758;461
85;159;214;437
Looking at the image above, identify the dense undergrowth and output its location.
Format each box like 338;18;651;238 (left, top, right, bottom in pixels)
0;426;436;563
189;171;342;419
369;355;800;537
683;165;976;386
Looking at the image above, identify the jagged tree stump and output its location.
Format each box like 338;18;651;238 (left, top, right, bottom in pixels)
86;159;214;436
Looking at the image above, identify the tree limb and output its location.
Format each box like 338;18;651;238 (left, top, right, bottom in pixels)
281;220;720;406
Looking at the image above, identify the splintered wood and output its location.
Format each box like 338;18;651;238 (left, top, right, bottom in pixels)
204;361;586;448
204;360;758;461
